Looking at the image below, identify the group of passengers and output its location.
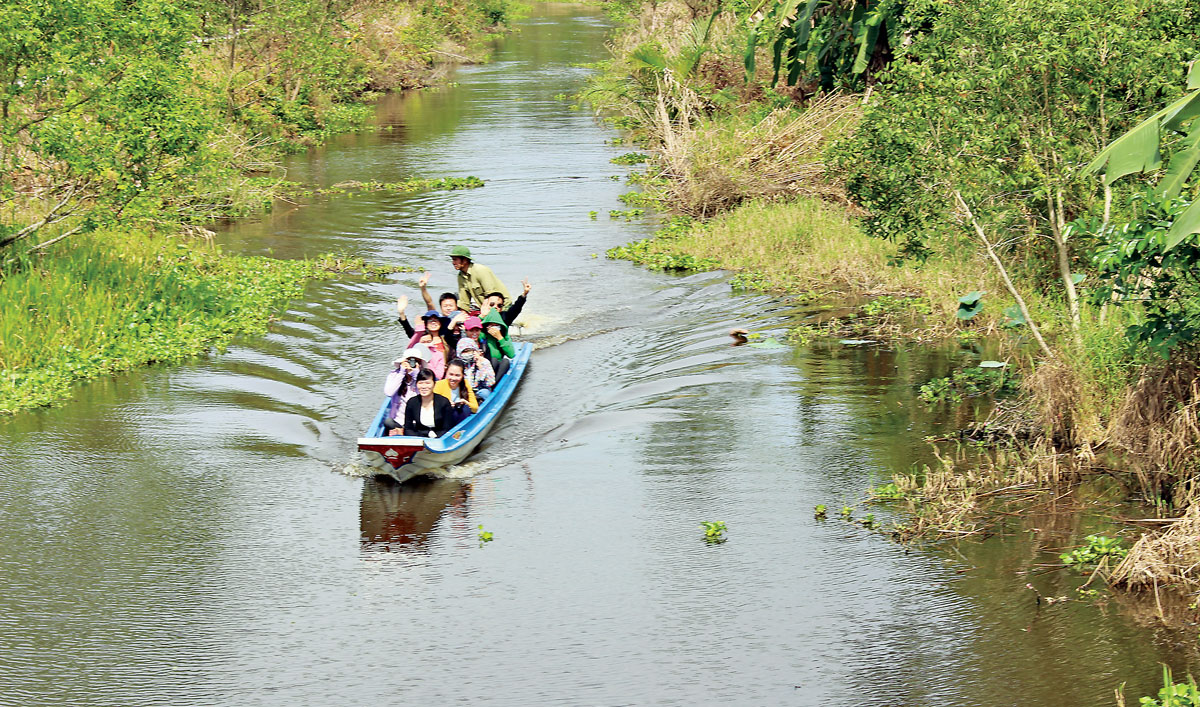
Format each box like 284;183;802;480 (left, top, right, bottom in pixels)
383;246;529;438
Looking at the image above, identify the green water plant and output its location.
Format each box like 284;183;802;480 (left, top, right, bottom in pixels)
611;152;649;165
862;296;932;318
1135;666;1200;707
701;521;727;544
617;191;662;208
870;482;906;501
840;506;853;520
956;291;985;321
322;176;484;195
1060;535;1128;569
608;208;645;220
477;525;494;545
918;365;1018;404
606;239;718;272
730;271;773;291
861;513;876;529
814;504;827;520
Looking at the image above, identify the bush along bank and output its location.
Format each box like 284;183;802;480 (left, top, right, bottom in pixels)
0;0;510;413
2;0;523;247
592;0;1200;625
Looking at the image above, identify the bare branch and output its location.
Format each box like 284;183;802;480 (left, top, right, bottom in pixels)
29;223;86;251
954;189;1056;359
0;184;80;249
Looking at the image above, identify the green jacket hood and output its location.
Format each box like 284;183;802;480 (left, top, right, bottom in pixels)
481;310;509;338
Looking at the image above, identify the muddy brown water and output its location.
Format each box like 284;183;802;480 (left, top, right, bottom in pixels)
0;4;1196;704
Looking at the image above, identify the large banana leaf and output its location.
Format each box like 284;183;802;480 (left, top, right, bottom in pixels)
1164;198;1200;249
1085;61;1200;249
745;25;759;77
1159;120;1200;200
852;0;892;76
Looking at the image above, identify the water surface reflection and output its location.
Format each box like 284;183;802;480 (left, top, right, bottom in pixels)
0;4;1195;705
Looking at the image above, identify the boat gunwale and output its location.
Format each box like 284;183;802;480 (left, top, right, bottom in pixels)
356;342;533;457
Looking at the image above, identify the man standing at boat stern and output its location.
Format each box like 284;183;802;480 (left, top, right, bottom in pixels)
451;245;510;313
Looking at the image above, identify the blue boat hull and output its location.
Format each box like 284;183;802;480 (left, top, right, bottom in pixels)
357;343;532;482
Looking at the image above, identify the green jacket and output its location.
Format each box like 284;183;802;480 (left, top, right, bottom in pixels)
481;310;516;361
457;262;510;310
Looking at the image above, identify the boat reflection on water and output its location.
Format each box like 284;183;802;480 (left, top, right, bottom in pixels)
359;477;471;553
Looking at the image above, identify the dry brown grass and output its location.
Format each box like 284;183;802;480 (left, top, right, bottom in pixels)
1110;362;1200;502
602;0;859;216
1023;357;1102;448
1110;502;1200;600
889;442;1080;541
656;93;862;216
608;1;739;60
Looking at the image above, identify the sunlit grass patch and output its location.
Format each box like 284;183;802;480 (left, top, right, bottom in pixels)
609;197;1005;332
0;228;349;414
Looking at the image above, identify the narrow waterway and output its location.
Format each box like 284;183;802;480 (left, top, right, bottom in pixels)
0;5;1195;705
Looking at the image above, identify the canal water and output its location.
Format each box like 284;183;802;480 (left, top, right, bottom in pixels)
0;4;1195;705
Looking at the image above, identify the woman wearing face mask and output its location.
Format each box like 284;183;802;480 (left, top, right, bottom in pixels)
455;338;495;402
402;369;454;438
433;358;478;426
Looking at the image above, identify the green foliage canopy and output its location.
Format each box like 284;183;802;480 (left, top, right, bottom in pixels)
744;0;900;91
0;0;211;248
834;0;1198;267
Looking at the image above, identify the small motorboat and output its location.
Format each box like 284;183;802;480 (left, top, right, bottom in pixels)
357;342;532;483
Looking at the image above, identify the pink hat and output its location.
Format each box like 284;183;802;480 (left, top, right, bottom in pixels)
463;316;483;330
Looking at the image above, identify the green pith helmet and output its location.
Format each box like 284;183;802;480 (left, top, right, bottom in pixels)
449;245;472;259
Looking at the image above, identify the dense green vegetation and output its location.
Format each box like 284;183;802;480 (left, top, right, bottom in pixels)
1;0;522;250
0;230;348;413
592;0;1200;632
0;0;519;412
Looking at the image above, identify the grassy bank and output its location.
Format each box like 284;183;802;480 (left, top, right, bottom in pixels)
0;0;510;413
608;197;1005;333
593;0;1200;626
0;228;404;414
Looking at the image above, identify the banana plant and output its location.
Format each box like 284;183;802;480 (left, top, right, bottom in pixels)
1086;56;1200;250
628;10;720;80
743;0;900;90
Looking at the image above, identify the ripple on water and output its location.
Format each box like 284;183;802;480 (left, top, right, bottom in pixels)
0;5;1193;705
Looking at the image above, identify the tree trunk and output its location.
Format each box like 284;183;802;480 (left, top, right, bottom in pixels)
1049;187;1082;342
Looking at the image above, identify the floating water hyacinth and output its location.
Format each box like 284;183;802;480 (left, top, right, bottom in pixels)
747;337;786;349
